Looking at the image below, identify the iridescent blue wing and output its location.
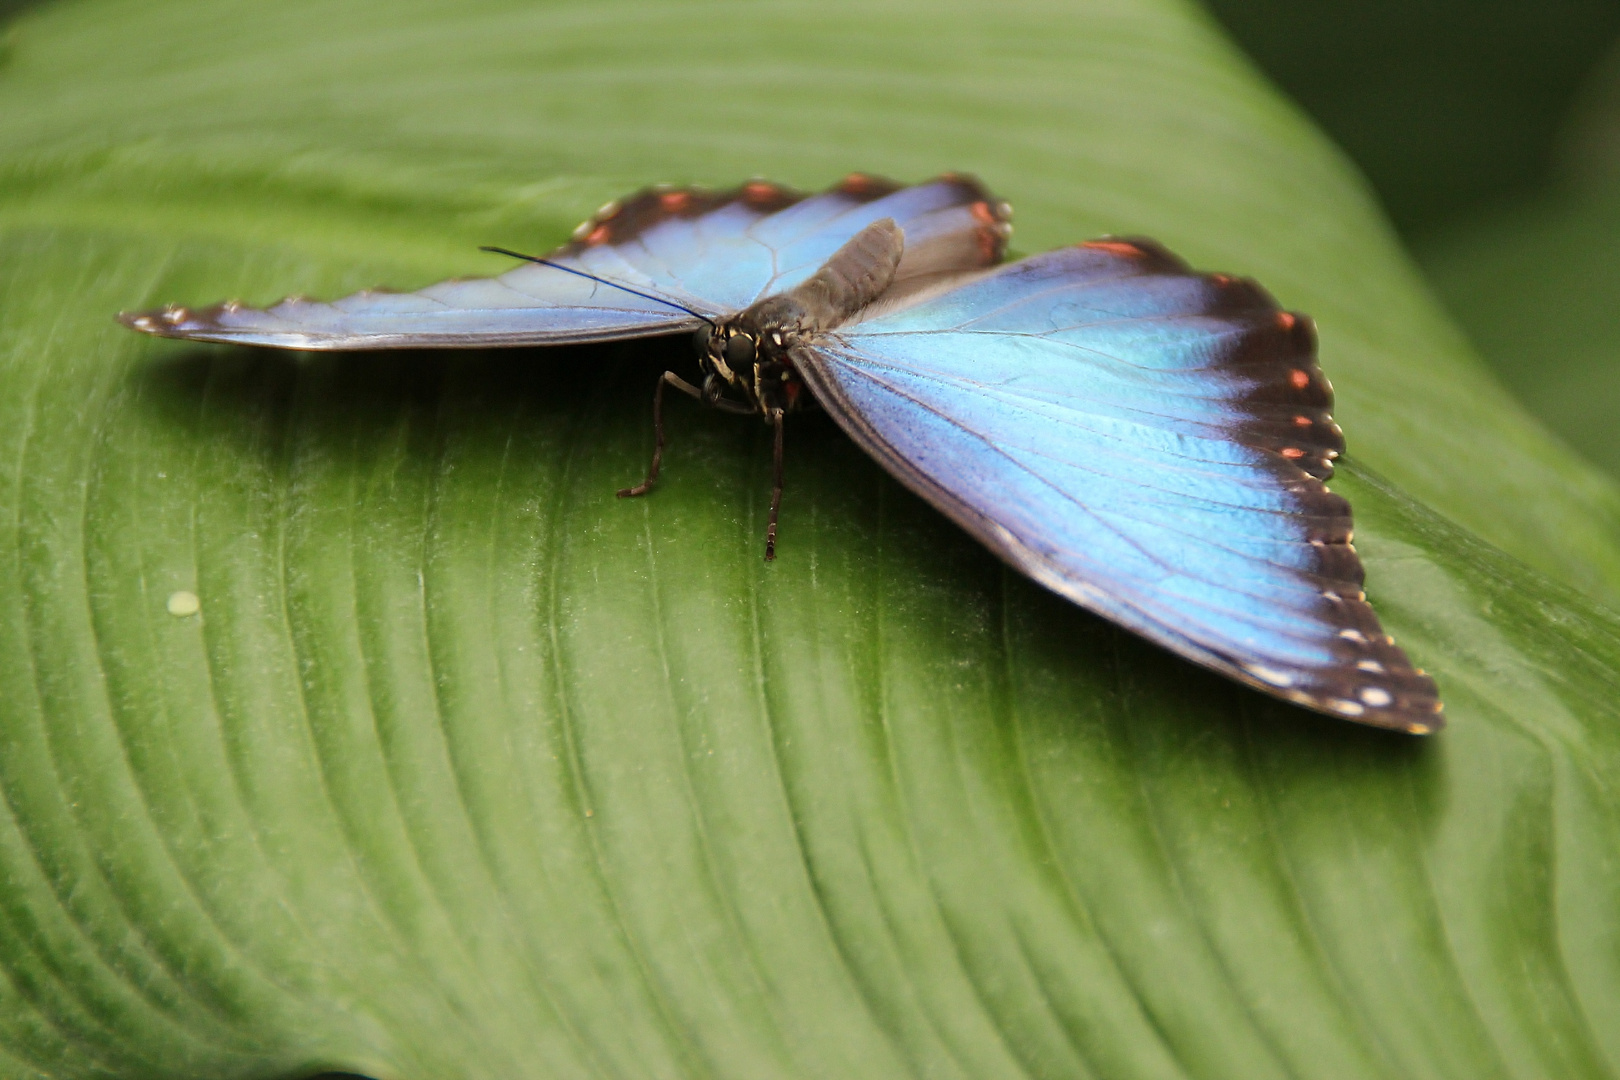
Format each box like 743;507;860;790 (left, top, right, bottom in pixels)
118;174;1010;350
794;239;1443;732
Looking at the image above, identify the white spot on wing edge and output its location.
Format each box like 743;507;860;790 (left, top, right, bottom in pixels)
1244;662;1295;688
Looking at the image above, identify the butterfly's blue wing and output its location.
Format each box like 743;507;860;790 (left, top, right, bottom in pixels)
794;239;1443;732
119;174;1010;350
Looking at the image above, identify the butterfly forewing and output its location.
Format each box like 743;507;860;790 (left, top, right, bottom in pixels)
118;173;1007;350
794;239;1442;732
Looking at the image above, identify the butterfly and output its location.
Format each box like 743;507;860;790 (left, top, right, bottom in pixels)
119;172;1443;733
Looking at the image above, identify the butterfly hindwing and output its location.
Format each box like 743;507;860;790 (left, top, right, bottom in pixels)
118;173;1009;350
793;239;1443;732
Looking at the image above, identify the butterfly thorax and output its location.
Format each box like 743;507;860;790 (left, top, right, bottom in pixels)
695;218;906;420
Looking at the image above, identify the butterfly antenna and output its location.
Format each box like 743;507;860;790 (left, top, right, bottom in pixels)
480;246;718;328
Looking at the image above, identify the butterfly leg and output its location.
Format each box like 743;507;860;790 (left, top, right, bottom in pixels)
618;371;702;498
765;407;785;561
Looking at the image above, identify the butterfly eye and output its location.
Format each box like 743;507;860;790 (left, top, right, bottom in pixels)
692;324;714;354
725;332;756;369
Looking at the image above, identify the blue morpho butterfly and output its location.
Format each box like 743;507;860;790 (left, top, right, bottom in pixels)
120;173;1443;733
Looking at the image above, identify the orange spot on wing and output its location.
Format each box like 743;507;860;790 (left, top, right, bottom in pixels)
841;172;872;193
1277;311;1297;330
1289;369;1311;389
1280;447;1306;459
1293;414;1313;427
744;181;778;201
586;224;611;245
970;201;996;224
1210;273;1233;285
659;191;690;210
1083;240;1143;257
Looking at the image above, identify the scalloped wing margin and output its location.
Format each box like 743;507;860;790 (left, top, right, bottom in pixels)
793;239;1444;732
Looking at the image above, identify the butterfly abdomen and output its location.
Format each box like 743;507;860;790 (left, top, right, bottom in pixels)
781;219;907;331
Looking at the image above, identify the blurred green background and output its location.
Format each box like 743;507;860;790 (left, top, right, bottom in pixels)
1205;0;1620;481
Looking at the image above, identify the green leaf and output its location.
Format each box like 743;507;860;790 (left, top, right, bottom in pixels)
0;1;1618;1078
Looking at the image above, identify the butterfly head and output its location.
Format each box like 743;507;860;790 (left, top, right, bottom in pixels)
694;308;808;418
699;323;755;380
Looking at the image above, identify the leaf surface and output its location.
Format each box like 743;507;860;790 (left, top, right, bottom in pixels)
0;1;1618;1078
